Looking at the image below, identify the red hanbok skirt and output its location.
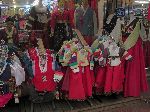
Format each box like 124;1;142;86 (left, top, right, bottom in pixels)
62;66;93;100
0;93;12;108
124;37;148;97
104;64;124;93
143;41;150;68
95;66;106;94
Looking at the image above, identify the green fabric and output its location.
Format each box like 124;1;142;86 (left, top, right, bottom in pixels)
69;62;78;67
90;61;94;65
123;21;140;50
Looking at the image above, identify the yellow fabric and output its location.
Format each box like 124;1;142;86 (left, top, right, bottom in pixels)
77;49;89;66
123;21;140;50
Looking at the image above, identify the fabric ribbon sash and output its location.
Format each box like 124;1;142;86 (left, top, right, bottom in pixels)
73;29;88;46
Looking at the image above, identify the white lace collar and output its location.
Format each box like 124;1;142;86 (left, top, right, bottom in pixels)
36;48;48;73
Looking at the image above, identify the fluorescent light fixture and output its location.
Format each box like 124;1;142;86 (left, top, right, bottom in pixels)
32;0;54;6
25;5;30;8
13;0;16;4
134;0;149;4
31;0;39;6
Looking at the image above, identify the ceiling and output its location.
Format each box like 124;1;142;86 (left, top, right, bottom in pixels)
2;0;35;5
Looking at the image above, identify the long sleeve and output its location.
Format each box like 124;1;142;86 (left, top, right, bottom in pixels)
93;11;98;35
103;14;118;34
50;12;57;31
69;9;75;28
147;3;150;21
74;9;77;28
10;62;25;86
20;52;34;78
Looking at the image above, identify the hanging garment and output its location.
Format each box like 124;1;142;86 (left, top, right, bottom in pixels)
62;45;94;100
122;21;148;97
123;37;148;97
95;66;106;94
104;43;125;93
10;61;25;86
74;6;97;46
51;9;73;52
29;48;56;92
143;41;150;68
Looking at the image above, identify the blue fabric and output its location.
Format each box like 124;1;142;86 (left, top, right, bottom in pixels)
2;83;9;94
0;64;11;82
20;53;34;78
76;7;94;36
54;61;61;71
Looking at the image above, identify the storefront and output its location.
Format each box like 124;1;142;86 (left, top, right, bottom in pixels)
0;0;150;110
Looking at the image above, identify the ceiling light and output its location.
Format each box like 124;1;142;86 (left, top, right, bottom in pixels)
135;0;149;4
14;5;16;8
32;0;39;6
25;5;30;8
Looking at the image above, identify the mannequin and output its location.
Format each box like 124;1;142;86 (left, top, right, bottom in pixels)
61;31;94;100
27;38;58;103
122;20;148;97
28;38;56;92
74;0;97;46
50;0;74;52
26;0;50;49
34;0;48;15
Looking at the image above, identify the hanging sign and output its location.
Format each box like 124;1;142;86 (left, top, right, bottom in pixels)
134;9;143;16
116;7;125;17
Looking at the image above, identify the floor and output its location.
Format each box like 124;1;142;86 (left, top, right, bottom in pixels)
0;69;150;112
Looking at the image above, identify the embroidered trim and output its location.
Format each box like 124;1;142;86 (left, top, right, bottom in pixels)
36;48;48;73
0;63;7;76
39;55;48;73
0;44;8;76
